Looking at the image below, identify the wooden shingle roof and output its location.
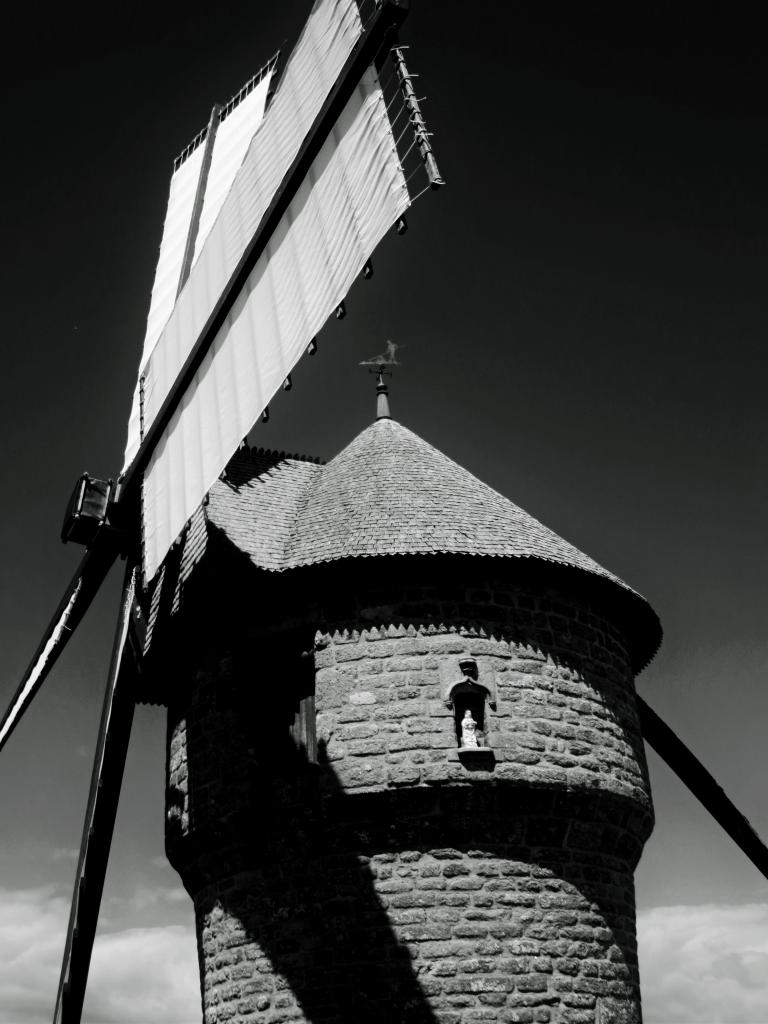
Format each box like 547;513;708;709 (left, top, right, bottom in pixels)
206;419;642;594
145;419;661;674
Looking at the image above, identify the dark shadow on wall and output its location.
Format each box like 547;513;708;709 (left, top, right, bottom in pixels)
169;716;645;1024
169;726;440;1023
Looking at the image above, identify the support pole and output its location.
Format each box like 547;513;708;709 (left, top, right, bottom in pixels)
53;562;140;1024
0;539;119;756
638;694;768;881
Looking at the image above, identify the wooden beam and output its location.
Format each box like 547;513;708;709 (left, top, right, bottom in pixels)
0;537;119;756
53;564;139;1024
638;694;768;881
176;104;223;298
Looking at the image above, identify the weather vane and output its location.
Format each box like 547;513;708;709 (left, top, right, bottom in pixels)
360;340;400;420
359;338;400;371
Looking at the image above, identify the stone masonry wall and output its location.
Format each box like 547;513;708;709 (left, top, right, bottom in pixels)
190;839;641;1024
165;570;653;1024
313;580;650;811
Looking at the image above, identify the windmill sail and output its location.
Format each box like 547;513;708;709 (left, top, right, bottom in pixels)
141;64;409;579
192;67;277;266
0;0;435;780
124;61;276;469
123;0;361;475
118;0;438;581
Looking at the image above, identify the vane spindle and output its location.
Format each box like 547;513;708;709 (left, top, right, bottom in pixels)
375;368;391;420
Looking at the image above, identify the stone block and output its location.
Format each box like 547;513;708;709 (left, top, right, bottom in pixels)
337;722;378;740
336;706;370;723
406;718;443;734
340;762;387;788
416;877;447;890
447;876;484;891
388;764;422;786
443;862;470;877
348;739;387;756
348;690;377;704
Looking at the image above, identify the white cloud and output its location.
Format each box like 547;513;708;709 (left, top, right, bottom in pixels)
639;902;768;1024
104;881;190;915
50;847;78;862
0;886;199;1024
6;885;767;1024
85;925;200;1024
0;887;67;1024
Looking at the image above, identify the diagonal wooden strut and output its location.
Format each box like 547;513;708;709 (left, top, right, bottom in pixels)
0;539;119;756
638;694;768;881
176;104;223;299
53;562;140;1024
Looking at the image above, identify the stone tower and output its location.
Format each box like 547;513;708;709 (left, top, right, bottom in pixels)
143;395;661;1024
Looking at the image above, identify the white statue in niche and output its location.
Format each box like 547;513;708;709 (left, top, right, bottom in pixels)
460;709;479;748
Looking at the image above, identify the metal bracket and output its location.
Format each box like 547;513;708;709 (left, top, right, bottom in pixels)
391;46;444;189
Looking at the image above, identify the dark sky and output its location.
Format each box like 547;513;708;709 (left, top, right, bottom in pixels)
1;3;767;1019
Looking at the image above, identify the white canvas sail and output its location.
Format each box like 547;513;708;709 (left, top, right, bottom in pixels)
123;63;276;469
141;65;409;580
192;72;274;266
125;0;361;471
123;144;205;468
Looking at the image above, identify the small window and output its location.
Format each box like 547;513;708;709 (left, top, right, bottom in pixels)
290;694;317;762
444;658;496;764
451;684;486;748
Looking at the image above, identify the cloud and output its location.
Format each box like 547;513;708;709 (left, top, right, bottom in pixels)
0;887;199;1024
0;887;67;1024
50;847;78;862
5;885;767;1024
85;925;200;1024
104;882;190;915
639;902;768;1024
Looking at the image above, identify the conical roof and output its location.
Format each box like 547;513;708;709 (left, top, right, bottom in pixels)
194;417;660;669
283;419;624;579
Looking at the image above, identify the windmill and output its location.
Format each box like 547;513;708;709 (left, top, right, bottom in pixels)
0;1;766;1021
0;2;442;1018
